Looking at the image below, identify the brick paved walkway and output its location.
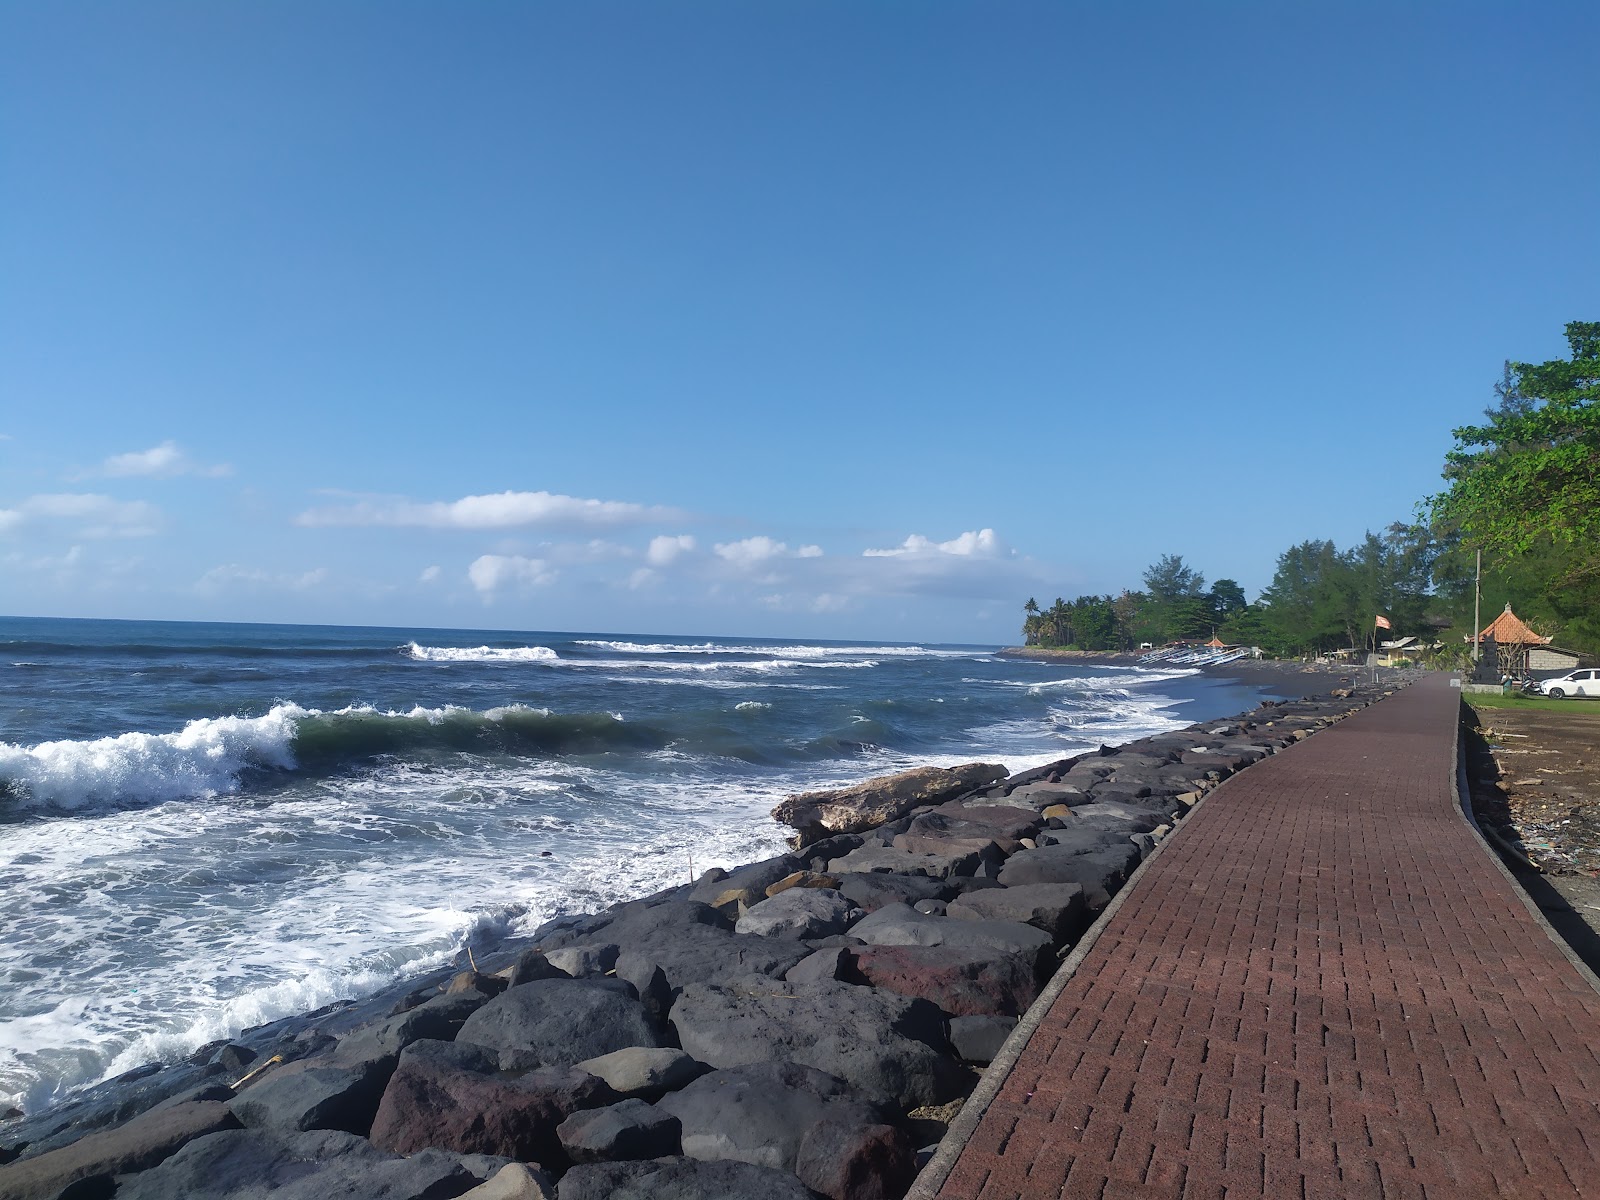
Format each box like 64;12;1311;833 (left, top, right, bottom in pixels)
923;675;1600;1199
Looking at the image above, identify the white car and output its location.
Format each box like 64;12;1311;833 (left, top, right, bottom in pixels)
1536;668;1599;698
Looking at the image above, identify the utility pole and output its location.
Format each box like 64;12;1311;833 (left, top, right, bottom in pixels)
1472;549;1482;663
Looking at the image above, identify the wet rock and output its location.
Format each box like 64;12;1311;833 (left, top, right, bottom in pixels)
736;888;861;939
842;943;1040;1017
369;1039;617;1166
2;1061;231;1162
669;978;961;1109
688;856;804;912
656;1062;885;1172
571;1048;709;1100
772;763;1009;844
0;1100;239;1200
556;1098;680;1163
455;978;660;1065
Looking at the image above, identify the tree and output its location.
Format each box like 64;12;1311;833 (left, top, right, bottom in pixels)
1433;321;1600;562
1142;554;1206;601
1209;579;1248;617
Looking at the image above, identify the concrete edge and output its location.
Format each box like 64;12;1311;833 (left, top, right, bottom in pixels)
1453;686;1600;999
904;692;1379;1199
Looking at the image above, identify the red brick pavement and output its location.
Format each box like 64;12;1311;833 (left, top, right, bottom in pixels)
928;676;1600;1199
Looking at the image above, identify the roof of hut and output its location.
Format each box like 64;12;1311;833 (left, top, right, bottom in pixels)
1477;604;1551;646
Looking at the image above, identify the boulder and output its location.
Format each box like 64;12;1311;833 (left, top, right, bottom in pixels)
368;1039;617;1166
227;1055;393;1135
783;946;850;984
669;978;961;1109
508;950;571;987
329;992;488;1068
997;843;1141;909
460;1162;556;1199
735;889;861;939
0;1101;239;1200
445;970;508;999
835;873;947;912
825;844;982;879
611;932;811;1001
557;1156;817;1200
688;856;804;911
571;1048;709;1100
656;1062;885;1172
945;881;1088;943
841;943;1040;1017
455;978;660;1065
795;1118;917;1200
772;763;1008;844
556;1098;680;1163
948;1015;1018;1064
1;1061;232;1162
912;803;1043;842
112;1126;498;1200
543;944;619;979
848;904;1053;975
762;870;841;898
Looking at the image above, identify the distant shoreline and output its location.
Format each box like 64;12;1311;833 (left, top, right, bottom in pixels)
995;645;1375;691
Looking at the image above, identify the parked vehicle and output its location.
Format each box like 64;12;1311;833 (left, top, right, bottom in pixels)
1534;668;1600;698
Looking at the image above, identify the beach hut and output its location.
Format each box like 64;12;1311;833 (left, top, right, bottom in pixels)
1205;635;1227;649
1473;604;1551;676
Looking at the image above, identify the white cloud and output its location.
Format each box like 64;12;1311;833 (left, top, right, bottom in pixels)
863;529;1004;558
467;554;556;597
99;440;232;479
197;564;329;594
714;536;797;568
2;493;163;538
419;565;442;583
796;544;824;558
647;534;697;567
629;567;658;590
297;490;684;531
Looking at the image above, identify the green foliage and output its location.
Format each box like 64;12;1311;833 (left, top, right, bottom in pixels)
1433;321;1600;558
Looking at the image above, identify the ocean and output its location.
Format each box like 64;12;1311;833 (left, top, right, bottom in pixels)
0;615;1278;1117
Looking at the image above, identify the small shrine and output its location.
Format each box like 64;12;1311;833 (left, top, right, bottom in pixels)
1474;604;1551;676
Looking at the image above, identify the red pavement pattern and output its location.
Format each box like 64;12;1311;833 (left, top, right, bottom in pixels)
933;676;1600;1199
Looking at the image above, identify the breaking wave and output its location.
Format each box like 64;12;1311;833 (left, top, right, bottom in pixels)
405;643;559;663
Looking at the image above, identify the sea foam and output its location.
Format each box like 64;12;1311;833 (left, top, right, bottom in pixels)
405;642;559;663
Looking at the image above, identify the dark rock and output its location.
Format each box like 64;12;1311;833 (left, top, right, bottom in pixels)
688;856;804;911
784;946;850;985
557;1157;816;1200
945;881;1088;943
330;992;489;1068
835;873;947;913
842;944;1039;1017
735;889;860;939
209;1044;258;1074
571;1048;709;1100
656;1062;885;1171
613;954;673;1024
611;933;810;1002
556;1099;680;1163
0;1101;239;1200
912;803;1043;842
227;1054;394;1135
544;944;619;979
2;1062;232;1163
455;978;660;1065
825;844;982;879
795;1118;916;1200
772;763;1008;844
669;979;961;1109
797;832;864;865
848;904;1054;975
113;1126;495;1200
508;950;570;987
913;898;947;915
948;1015;1018;1064
368;1039;617;1166
445;970;508;999
997;843;1142;909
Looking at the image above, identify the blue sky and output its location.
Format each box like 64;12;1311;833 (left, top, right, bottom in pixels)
2;1;1596;643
